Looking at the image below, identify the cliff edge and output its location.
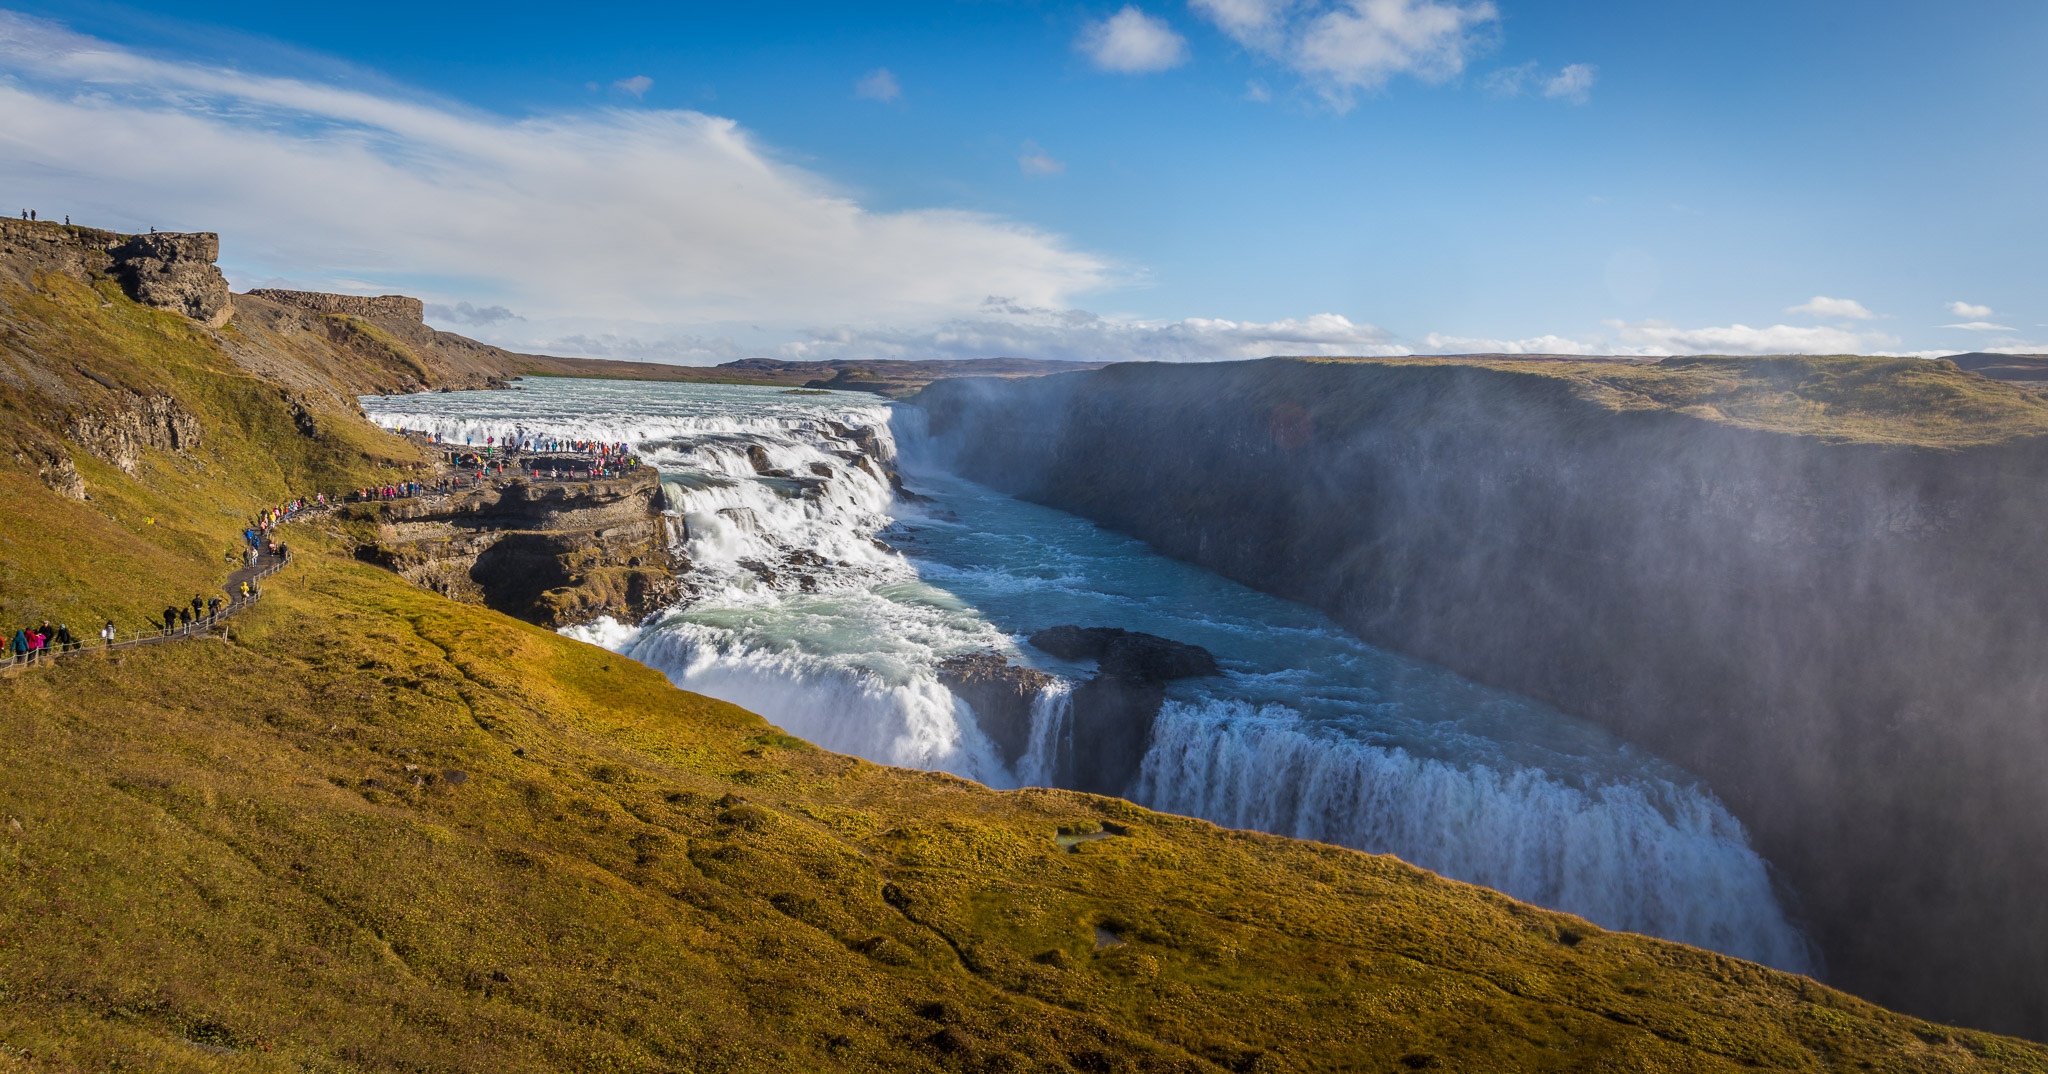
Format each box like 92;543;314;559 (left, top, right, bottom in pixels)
916;355;2048;1040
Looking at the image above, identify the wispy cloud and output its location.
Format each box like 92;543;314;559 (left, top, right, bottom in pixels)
1017;141;1067;176
613;75;653;98
1192;0;1499;109
1947;300;1993;319
425;301;523;326
1077;6;1190;73
784;302;1404;363
1785;296;1876;320
0;11;1110;340
1542;63;1595;103
1485;60;1595;103
854;67;902;103
1941;321;2017;332
1607;319;1900;356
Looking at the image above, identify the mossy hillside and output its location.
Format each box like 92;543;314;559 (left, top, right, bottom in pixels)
3;534;2042;1073
3;281;2044;1070
0;270;422;630
1295;355;2048;446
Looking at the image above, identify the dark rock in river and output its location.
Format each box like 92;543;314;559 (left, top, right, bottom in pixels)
1026;626;1219;795
935;652;1056;766
1028;626;1219;682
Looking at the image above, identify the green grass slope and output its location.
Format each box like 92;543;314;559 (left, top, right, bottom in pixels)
1;271;2044;1071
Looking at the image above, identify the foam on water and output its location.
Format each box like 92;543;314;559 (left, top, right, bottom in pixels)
364;378;1818;974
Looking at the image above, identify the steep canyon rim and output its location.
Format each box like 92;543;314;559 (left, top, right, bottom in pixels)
914;355;2048;1039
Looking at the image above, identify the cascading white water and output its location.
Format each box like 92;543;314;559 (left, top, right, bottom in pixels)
362;378;1819;975
1132;700;1811;969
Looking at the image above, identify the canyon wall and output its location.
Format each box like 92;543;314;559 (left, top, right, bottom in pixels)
915;357;2048;1039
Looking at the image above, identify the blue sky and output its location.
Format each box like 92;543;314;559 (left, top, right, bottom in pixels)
1;0;2042;361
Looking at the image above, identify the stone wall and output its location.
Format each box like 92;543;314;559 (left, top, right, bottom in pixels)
246;289;425;323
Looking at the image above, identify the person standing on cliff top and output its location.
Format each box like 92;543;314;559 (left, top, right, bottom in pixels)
100;621;115;647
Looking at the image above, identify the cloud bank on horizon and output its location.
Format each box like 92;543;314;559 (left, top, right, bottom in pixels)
0;9;2027;364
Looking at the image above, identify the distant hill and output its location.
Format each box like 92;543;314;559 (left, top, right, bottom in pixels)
1943;352;2048;386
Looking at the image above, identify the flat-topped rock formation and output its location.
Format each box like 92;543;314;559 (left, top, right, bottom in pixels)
351;466;685;627
245;289;424;322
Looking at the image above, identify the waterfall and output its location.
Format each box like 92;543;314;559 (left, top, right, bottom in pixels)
1130;699;1817;973
365;379;1820;977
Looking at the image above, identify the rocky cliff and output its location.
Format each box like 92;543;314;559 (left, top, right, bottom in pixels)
353;466;685;627
916;355;2048;1040
246;289;425;321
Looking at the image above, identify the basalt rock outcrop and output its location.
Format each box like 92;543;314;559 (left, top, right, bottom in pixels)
110;232;233;328
66;393;202;474
919;355;2048;1040
245;289;426;322
1029;626;1219;796
355;466;686;627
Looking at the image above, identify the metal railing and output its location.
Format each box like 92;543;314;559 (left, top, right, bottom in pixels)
1;551;292;672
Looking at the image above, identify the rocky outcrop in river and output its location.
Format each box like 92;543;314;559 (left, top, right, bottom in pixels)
917;356;2048;1040
354;466;685;627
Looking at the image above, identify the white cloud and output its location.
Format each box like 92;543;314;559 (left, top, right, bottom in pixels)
1541;63;1595;103
1419;332;1601;354
1941;321;2017;332
613;75;653;98
1784;296;1876;320
854;67;902;103
0;12;1110;339
781;302;1405;364
1484;60;1594;103
1947;300;1993;319
1076;6;1190;74
1017;141;1066;176
1244;79;1273;102
1194;0;1498;109
1606;319;1900;356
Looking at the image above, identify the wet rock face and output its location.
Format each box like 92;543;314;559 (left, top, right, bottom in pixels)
935;652;1057;765
1028;626;1219;796
109;233;232;328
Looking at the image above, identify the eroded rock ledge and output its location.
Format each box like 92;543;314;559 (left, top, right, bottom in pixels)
352;467;687;627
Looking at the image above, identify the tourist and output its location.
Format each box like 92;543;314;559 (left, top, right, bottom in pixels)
27;628;44;664
207;596;222;619
9;627;27;665
240;581;252;601
100;621;116;647
162;606;179;635
190;594;204;621
179;606;192;631
55;624;73;653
